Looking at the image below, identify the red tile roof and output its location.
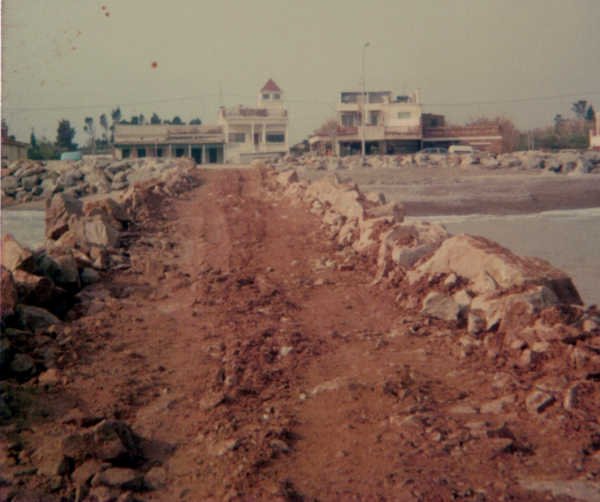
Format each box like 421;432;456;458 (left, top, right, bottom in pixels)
261;79;282;93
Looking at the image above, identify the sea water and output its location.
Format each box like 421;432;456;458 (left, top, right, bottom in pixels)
2;207;600;306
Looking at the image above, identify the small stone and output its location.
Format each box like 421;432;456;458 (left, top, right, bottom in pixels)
449;405;478;415
525;390;556;415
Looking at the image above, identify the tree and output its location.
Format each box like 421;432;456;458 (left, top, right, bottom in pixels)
100;114;109;144
315;118;338;134
150;113;162;124
572;100;587;121
189;118;202;125
554;114;566;132
139;114;146;125
84;117;96;154
586;105;596;122
56;119;77;151
466;115;519;153
28;139;60;160
30;128;37;148
111;106;122;125
131;116;140;125
171;116;184;125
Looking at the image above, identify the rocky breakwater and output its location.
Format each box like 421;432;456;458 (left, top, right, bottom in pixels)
1;156;194;206
275;149;600;174
267;167;600;496
0;160;195;501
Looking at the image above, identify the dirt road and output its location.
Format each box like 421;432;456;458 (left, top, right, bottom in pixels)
3;168;599;501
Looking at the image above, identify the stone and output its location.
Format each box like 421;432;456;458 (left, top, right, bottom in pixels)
45;193;84;239
10;353;35;376
0;339;14;371
209;439;239;457
480;395;516;414
93;420;142;465
2;176;19;195
84;216;120;248
1;234;35;273
81;268;101;284
48;248;81;290
1;266;18;317
276;169;299;186
525;390;556;414
407;234;582;305
144;466;167;490
145;259;165;284
521;478;600;502
364;200;405;222
16;305;61;331
91;468;144;492
420;292;462;322
449;405;478;414
38;368;61;385
32;439;72;477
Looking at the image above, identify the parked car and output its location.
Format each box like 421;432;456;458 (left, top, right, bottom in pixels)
60;152;82;161
448;145;473;154
417;147;449;155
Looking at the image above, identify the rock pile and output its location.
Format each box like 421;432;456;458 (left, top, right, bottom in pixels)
0;163;197;500
267;164;599;367
274;150;600;174
1;156;195;205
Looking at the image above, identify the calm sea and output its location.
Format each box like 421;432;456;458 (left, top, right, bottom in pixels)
2;207;600;306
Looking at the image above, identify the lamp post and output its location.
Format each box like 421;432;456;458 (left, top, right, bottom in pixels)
361;42;370;156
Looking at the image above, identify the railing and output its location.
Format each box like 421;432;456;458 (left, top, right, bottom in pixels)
221;108;288;118
423;126;501;138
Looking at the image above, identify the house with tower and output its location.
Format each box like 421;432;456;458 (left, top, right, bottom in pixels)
113;79;289;164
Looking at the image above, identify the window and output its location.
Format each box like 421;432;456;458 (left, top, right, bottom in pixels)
228;133;245;143
273;94;281;100
341;114;355;127
266;134;285;143
175;148;185;157
155;148;163;157
370;112;378;126
137;147;146;158
431;119;438;127
398;112;411;119
122;148;131;159
262;94;270;100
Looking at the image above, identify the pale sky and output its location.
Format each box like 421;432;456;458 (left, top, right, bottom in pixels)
2;0;599;146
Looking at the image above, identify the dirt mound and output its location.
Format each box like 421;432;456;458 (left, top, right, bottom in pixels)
1;167;600;501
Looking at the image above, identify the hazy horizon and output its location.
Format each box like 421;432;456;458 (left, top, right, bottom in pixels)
2;0;599;147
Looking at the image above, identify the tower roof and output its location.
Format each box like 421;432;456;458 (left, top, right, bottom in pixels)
261;79;282;93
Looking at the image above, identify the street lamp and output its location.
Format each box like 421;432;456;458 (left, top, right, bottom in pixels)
362;42;370;156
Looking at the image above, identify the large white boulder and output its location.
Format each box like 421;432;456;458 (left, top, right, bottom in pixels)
406;234;581;305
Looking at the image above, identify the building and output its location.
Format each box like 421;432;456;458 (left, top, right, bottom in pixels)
1;120;29;162
217;79;289;163
113;123;226;164
309;89;504;156
113;79;289;164
332;90;423;156
590;111;600;150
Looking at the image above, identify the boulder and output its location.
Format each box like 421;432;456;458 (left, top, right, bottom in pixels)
17;304;61;331
1;234;35;273
84;216;121;248
2;176;20;195
1;266;18;317
45;193;84;239
471;286;559;331
420;292;462;322
276;169;299;186
364;201;405;222
83;198;133;228
407;234;582;305
12;270;67;311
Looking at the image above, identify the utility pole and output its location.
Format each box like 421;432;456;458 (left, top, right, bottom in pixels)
362;42;370;156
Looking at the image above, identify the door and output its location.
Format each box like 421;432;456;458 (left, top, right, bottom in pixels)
254;133;260;146
191;148;202;164
209;148;217;163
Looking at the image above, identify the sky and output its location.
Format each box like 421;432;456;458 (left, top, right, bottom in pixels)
2;0;599;147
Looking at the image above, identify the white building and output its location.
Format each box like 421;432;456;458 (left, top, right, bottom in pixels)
218;79;289;163
310;91;424;156
113;79;289;164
